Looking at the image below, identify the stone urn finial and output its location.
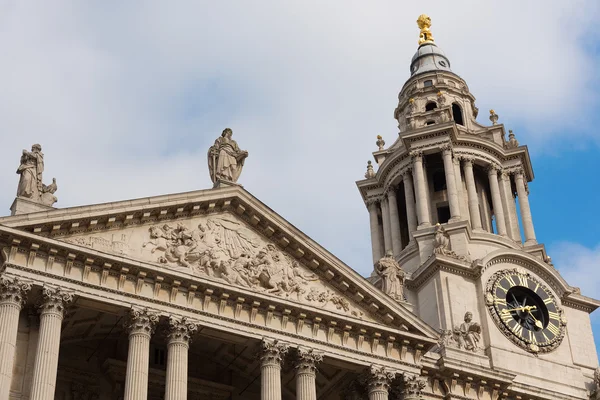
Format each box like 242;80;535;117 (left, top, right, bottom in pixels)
489;109;499;125
506;130;519;148
376;135;385;151
365;161;376;179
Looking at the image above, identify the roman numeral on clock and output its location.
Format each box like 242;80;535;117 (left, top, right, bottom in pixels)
547;323;560;336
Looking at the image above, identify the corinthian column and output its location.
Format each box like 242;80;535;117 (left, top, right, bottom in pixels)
0;277;31;399
487;166;507;236
380;198;392;254
410;151;431;228
259;339;289;400
367;200;384;264
387;188;403;256
514;168;537;245
499;170;522;243
165;317;198;400
295;347;323;400
402;374;426;400
441;144;461;221
402;170;418;236
462;157;482;230
123;308;159;400
367;365;395;400
30;287;74;400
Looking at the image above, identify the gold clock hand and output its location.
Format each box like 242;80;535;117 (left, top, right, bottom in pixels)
526;309;544;329
501;305;537;314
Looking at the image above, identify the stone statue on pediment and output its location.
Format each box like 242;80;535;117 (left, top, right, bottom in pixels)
16;143;58;206
375;250;405;302
208;128;248;184
458;311;481;351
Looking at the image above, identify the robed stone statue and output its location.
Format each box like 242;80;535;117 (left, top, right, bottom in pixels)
16;144;58;206
375;250;406;302
208;128;248;184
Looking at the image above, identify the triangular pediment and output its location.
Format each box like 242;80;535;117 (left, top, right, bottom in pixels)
0;185;438;340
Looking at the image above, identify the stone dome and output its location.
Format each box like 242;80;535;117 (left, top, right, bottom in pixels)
409;43;454;76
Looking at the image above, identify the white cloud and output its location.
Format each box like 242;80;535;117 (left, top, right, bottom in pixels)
551;242;600;302
0;2;599;276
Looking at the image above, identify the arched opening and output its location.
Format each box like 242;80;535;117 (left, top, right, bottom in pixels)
425;102;437;112
452;103;464;126
423;80;433;87
426;120;435;126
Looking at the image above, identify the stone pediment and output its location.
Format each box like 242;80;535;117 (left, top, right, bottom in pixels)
0;185;438;339
59;212;374;321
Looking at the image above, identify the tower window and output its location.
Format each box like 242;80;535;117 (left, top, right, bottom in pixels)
426;120;435;125
452;103;464;126
425;102;437;112
423;80;433;87
433;170;447;192
437;205;451;224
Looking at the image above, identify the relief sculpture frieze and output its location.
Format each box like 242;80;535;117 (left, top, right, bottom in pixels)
60;214;368;319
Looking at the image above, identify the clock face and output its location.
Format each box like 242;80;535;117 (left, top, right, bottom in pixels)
486;269;566;353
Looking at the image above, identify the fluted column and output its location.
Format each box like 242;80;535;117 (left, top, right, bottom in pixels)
386;188;403;256
402;170;418;237
410;151;431;228
165;317;198;400
441;144;461;221
487;166;507;236
462;157;482;230
260;339;289;400
367;365;395;400
0;277;31;399
402;374;426;400
453;156;468;220
499;170;522;242
295;347;323;400
367;200;384;264
515;168;537;245
30;287;74;400
123;308;159;400
380;197;392;253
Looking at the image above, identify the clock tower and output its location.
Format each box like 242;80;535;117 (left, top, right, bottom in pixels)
357;15;599;399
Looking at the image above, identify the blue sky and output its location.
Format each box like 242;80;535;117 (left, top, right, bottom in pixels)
0;1;598;357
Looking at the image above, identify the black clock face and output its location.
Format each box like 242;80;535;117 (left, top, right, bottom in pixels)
486;269;566;353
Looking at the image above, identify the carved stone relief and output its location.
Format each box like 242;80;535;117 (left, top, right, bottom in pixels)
438;311;482;353
60;214;370;318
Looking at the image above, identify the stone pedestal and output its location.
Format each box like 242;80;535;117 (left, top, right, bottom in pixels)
123;308;159;400
10;197;54;216
295;348;323;400
0;278;31;399
30;287;73;400
165;317;198;400
259;339;289;400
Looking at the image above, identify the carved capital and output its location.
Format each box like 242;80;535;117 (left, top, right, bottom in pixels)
166;316;198;345
402;374;427;398
409;151;423;163
367;365;395;394
259;338;289;367
440;142;453;155
295;347;324;375
125;307;159;337
366;197;380;210
513;167;525;178
486;164;500;176
499;169;511;181
0;277;31;308
461;156;475;167
402;167;413;177
38;287;73;316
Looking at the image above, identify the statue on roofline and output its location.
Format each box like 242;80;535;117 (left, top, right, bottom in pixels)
16;143;58;206
208;128;248;184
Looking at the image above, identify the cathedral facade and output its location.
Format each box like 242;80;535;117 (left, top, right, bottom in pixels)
0;15;598;400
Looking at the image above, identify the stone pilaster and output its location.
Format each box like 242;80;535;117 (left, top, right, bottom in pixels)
259;339;289;400
499;170;522;243
410;151;431;228
123;308;159;400
165;317;198;400
487;165;507;236
514;168;537;245
367;200;384;264
295;347;323;400
402;374;426;400
380;197;392;254
462;157;482;230
402;170;418;236
386;187;403;256
30;287;74;400
441;144;461;221
367;365;395;400
0;277;31;399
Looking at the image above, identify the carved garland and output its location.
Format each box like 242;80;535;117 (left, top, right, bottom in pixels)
484;268;567;354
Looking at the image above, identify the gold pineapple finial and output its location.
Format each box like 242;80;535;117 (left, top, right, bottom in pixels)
417;14;435;45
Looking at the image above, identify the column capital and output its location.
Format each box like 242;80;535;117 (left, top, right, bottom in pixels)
440;142;453;155
486;164;500;176
402;374;426;398
125;307;159;337
409;150;423;162
461;156;475;166
384;186;397;198
38;286;73;316
366;197;380;209
259;338;289;367
402;167;413;176
499;169;511;180
295;347;324;375
0;277;31;308
166;316;198;345
513;166;525;177
367;365;395;394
